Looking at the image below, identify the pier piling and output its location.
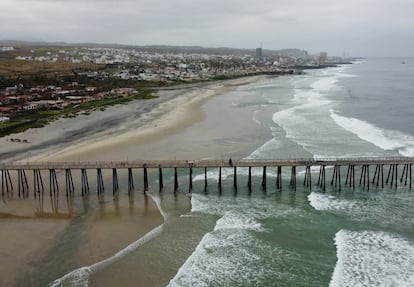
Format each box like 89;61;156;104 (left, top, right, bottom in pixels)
112;168;119;195
248;167;252;192
33;169;44;198
96;168;104;195
143;165;149;192
81;168;89;196
218;167;222;192
158;167;163;192
276;166;282;190
233;166;237;191
0;158;413;202
65;169;74;197
204;167;208;192
49;169;59;211
18;169;29;198
174;167;179;192
331;165;341;191
262;166;267;191
395;164;398;188
318;165;326;192
290;166;296;190
189;166;193;192
345;165;356;189
128;168;134;193
304;166;311;190
359;165;370;190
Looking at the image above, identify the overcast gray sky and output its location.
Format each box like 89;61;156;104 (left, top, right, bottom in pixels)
1;0;413;57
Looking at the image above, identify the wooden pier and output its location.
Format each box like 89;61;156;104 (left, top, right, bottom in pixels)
1;157;413;198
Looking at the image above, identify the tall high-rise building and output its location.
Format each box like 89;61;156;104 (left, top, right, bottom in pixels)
256;47;263;60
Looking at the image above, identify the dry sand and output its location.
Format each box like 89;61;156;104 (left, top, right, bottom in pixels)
43;76;265;161
0;75;269;286
0;75;266;162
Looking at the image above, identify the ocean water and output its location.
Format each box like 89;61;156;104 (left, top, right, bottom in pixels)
10;58;414;286
166;58;414;287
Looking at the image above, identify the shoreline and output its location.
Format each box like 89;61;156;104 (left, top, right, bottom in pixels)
2;74;267;162
0;74;268;286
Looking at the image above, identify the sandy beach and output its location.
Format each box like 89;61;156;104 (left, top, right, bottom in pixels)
0;75;266;163
0;75;271;286
37;75;267;162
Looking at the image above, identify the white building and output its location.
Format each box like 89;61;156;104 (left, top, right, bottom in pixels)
1;46;14;52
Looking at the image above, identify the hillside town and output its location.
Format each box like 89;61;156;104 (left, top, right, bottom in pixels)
0;44;349;124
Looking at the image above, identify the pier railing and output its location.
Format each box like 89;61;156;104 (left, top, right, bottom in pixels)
1;156;413;169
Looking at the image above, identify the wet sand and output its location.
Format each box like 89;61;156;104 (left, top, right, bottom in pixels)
0;75;270;286
0;191;165;287
25;75;267;162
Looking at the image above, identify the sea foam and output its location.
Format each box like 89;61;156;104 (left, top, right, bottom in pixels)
168;201;281;287
191;193;298;220
308;192;358;211
330;230;414;287
330;110;414;157
271;70;343;158
166;228;267;287
48;225;163;287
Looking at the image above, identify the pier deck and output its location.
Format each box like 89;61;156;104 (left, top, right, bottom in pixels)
1;157;413;170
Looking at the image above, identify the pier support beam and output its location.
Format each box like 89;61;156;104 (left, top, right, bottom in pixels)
33;169;44;199
304;166;311;190
331;165;341;191
204;167;208;193
112;168;119;195
386;164;392;185
174;167;179;192
400;164;411;187
65;169;75;197
128;168;134;193
49;169;59;211
143;165;149;192
372;164;384;188
317;165;326;192
18;169;29;198
81;169;89;196
158;167;163;192
359;165;370;190
247;167;252;193
233;167;237;191
96;168;104;195
262;166;267;192
387;164;398;189
290;166;296;190
218;167;222;192
189;166;193;192
49;169;59;195
276;166;282;190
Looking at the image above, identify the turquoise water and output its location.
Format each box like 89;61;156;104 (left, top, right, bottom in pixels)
165;173;414;287
166;58;414;287
14;58;414;286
